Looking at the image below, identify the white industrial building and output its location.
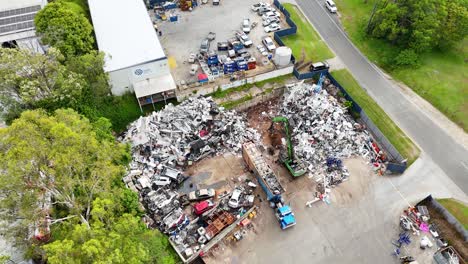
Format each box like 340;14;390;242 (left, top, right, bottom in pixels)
88;0;176;111
0;0;47;53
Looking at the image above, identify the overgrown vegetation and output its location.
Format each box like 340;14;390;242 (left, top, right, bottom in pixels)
437;198;468;229
334;0;468;131
210;74;293;99
331;69;420;164
0;110;178;263
211;83;255;99
282;4;334;62
220;94;253;109
255;74;292;88
95;94;178;133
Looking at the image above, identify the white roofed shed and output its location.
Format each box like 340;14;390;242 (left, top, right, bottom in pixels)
88;0;176;110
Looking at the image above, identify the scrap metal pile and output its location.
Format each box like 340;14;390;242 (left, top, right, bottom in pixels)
279;82;371;185
121;96;260;169
119;96;260;260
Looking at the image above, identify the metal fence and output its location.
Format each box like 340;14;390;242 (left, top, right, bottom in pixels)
326;73;362;113
293;68;329;80
418;195;468;242
360;112;405;162
273;0;297;44
327;72;406;166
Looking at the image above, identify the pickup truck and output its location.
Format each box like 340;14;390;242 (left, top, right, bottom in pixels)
236;32;253;47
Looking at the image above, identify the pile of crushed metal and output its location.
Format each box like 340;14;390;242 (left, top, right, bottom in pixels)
119;96;260;261
121;96;260;168
278;82;380;197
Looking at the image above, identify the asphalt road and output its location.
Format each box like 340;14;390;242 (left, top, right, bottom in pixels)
294;0;468;194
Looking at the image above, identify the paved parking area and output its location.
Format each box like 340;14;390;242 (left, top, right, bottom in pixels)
156;0;286;83
203;153;468;264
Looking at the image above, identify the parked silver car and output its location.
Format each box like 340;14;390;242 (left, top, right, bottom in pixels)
188;188;216;201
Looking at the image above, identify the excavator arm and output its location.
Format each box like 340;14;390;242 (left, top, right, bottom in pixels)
271;116;306;177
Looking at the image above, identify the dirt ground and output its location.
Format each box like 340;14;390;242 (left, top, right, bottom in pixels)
421;200;468;261
332;158;373;205
181;152;248;196
245;96;281;146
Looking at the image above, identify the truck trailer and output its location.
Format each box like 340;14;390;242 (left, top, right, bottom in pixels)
242;142;296;229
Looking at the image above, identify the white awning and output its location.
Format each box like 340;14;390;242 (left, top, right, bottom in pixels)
133;74;176;98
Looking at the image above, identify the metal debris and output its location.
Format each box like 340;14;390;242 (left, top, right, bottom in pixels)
121;96;260;169
278;82;371;185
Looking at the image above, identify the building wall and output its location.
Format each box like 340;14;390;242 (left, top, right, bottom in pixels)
108;58;170;95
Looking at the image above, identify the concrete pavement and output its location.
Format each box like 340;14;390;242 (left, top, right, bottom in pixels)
205;156;467;264
292;0;468;194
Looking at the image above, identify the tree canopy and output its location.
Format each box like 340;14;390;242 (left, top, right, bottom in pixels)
0;48;86;120
368;0;468;52
44;205;176;264
0;109;177;263
34;0;94;58
0;47;112;124
0;109;127;240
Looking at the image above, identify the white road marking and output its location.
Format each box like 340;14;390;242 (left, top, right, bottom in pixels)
387;178;411;208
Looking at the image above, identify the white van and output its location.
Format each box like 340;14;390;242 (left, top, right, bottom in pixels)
325;0;337;13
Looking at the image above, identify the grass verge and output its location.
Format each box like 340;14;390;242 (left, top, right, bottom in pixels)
96;93;177;133
210;74;292;99
437;198;468;229
331;69;420;164
282;4;334;63
334;0;468;132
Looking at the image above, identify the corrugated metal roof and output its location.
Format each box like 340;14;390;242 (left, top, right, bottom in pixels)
88;0;166;72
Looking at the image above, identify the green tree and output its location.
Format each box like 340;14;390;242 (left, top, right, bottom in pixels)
0;109;127;245
0;255;11;264
0;48;86;122
44;204;177;264
368;0;467;52
441;0;468;47
35;0;94;58
65;51;111;98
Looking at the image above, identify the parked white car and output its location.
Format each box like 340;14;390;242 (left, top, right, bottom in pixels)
257;6;273;15
153;176;171;186
262;37;276;51
262;11;280;21
188;188;216;201
264;23;281;33
262;17;279;27
236;32;253;47
325;0;337;13
251;2;268;12
228;189;242;208
256;44;268;56
242;18;251;34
